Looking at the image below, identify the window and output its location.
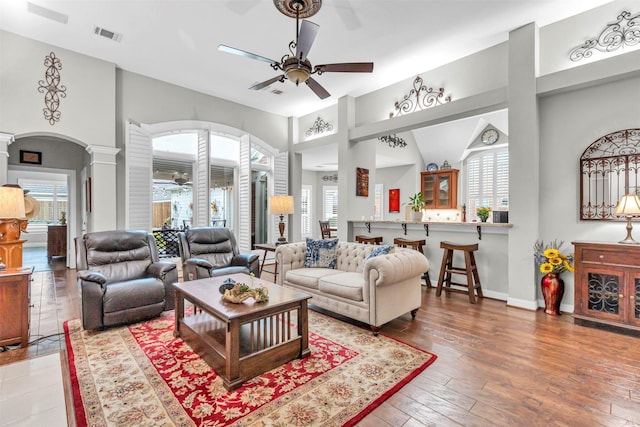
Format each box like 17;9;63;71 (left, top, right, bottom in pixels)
374;183;383;219
323;186;338;227
20;181;68;224
301;185;312;237
465;148;508;221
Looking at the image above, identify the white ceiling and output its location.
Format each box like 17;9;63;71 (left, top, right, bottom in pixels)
0;0;612;170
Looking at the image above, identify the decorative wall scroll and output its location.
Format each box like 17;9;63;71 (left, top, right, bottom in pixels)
569;10;640;62
580;129;640;220
37;52;67;125
389;189;400;213
356;167;369;197
305;116;334;137
389;75;451;118
321;174;338;182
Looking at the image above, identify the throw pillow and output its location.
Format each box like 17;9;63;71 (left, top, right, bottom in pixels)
304;238;338;269
366;245;393;260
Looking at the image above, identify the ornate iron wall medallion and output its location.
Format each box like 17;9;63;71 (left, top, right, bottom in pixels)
37;52;67;125
569;10;640;62
305;116;334;137
390;75;451;118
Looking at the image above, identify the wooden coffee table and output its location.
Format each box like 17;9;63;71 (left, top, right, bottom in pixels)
173;273;311;391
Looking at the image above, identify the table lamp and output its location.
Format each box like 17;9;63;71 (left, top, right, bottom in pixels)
270;195;294;244
614;194;640;244
0;186;27;270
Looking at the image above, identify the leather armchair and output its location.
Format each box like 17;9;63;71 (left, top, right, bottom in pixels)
178;227;260;281
75;230;178;330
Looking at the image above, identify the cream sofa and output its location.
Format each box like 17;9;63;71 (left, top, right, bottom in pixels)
275;241;429;335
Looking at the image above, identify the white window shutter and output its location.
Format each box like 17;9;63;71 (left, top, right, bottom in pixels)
194;130;210;226
237;135;252;252
125;121;152;231
272;152;289;242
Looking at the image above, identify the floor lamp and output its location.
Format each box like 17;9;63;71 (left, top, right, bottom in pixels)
0;186;27;270
615;194;640;244
270;195;294;245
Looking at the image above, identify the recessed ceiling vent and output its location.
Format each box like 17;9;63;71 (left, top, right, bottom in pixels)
93;26;123;42
271;89;284;95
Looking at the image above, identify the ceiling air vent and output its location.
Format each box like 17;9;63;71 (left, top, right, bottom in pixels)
271;89;284;95
93;26;122;42
27;2;68;24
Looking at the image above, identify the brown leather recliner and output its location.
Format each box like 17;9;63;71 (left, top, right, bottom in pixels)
75;230;178;330
178;227;260;281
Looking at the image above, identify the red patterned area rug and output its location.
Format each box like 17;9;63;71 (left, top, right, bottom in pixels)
64;310;436;426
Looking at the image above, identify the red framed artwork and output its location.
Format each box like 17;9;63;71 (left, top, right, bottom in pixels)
356;167;369;197
389;188;400;212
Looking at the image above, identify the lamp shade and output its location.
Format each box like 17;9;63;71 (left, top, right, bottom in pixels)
615;194;640;216
0;186;26;219
269;195;294;215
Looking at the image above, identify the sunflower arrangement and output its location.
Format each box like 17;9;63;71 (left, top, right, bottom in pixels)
533;239;574;274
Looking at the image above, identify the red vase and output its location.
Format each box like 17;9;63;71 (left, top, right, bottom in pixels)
541;272;564;315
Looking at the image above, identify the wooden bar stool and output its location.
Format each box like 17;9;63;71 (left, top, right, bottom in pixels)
356;235;383;245
393;237;431;287
436;241;483;303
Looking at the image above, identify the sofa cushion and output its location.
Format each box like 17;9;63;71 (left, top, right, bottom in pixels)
318;272;365;302
304;238;338;268
103;278;165;313
286;268;339;290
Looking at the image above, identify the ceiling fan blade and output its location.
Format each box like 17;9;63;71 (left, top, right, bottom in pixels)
315;62;374;73
306;77;330;99
217;44;278;65
296;20;319;60
249;75;285;90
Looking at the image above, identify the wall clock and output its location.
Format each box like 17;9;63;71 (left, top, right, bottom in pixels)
481;128;499;145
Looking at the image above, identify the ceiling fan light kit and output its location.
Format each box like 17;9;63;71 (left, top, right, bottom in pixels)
218;0;372;99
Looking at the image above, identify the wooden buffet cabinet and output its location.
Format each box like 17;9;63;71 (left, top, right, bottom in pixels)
420;169;458;209
0;267;33;348
573;241;640;334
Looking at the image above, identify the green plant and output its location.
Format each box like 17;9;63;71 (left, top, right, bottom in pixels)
476;206;492;220
534;239;574;274
406;192;426;212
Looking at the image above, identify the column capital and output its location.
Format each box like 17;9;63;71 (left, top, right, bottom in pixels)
0;133;15;145
86;145;120;166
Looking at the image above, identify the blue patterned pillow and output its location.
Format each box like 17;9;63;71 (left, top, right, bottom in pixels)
366;245;393;260
304;238;339;268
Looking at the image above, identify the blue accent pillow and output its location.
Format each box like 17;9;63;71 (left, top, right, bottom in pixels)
366;245;393;260
304;238;339;268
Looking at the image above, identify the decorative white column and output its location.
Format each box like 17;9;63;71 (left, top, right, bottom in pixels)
507;23;540;310
86;145;120;232
0;133;15;185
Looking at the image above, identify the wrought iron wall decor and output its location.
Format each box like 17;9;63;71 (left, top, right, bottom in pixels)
321;174;338;182
37;52;67;125
580;129;640;220
305;116;334;137
389;75;451;118
569;10;640;62
378;134;407;148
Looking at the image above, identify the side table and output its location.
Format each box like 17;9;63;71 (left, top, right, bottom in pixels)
254;243;278;283
0;266;34;348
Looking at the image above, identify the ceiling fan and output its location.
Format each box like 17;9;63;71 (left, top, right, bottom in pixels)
218;0;373;99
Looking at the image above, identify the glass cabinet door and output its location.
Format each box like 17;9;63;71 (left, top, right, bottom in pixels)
438;176;450;207
421;175;435;207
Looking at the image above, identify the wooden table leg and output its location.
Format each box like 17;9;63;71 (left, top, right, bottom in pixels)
298;300;310;358
173;290;184;337
224;318;242;390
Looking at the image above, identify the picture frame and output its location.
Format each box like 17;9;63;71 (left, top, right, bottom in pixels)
356;167;369;197
389;188;400;212
20;150;42;165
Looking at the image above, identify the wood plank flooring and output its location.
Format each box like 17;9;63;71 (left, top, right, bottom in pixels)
1;262;640;426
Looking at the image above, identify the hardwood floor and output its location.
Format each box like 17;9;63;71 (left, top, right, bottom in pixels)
2;263;640;426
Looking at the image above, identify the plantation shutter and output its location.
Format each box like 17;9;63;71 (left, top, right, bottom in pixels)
323;186;338;228
301;185;312;238
125;121;152;230
237;135;251;252
194;130;210;226
272;151;289;242
465;147;509;221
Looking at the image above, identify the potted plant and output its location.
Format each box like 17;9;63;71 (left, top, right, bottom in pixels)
406;192;426;221
476;206;491;222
